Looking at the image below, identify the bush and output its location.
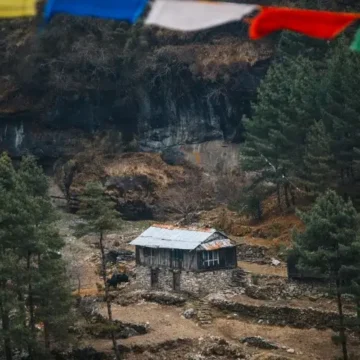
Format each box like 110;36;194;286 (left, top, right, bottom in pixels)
251;274;260;285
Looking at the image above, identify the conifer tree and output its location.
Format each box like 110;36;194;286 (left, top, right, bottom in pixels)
16;156;72;357
292;190;359;360
320;37;360;185
77;182;122;360
0;153;72;359
0;153;24;360
295;120;335;195
242;55;320;208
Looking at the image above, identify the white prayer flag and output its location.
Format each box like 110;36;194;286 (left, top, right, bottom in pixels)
145;0;258;32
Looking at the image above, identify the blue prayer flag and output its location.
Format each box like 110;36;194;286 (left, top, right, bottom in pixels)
44;0;148;23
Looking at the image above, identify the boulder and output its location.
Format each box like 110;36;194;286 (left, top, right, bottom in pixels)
105;249;135;264
183;308;197;319
271;258;281;266
161;148;186;166
240;336;279;350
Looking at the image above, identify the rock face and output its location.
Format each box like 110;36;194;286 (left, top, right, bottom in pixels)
0;15;272;162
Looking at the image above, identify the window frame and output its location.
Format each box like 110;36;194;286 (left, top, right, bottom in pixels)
202;250;220;268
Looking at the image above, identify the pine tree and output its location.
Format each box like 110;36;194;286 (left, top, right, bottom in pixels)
35;251;72;354
0;153;72;359
76;182;122;360
320;37;360;185
295;120;335;195
15;156;72;357
292;190;359;360
242;55;321;209
0;153;24;360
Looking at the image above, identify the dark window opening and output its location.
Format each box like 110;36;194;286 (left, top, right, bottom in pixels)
151;269;159;288
173;272;180;291
171;249;184;269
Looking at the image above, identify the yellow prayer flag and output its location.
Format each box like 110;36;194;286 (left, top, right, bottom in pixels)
0;0;36;18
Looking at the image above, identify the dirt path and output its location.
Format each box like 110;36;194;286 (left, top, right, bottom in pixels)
215;318;341;360
99;302;211;346
93;300;358;360
238;261;287;277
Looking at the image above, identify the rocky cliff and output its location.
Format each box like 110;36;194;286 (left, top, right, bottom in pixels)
0;0;357;162
0;5;273;162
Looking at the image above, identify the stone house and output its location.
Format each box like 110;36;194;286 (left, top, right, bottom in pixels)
130;224;238;294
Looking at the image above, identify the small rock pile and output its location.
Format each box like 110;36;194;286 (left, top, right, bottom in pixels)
240;336;278;350
115;290;187;306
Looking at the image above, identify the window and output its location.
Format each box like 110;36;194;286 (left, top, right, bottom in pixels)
202;250;219;268
173;249;183;261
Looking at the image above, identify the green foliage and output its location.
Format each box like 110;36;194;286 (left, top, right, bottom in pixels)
292;190;359;277
241;54;321;208
76;182;122;360
296;121;335;195
292;190;360;360
0;153;72;359
320;37;360;185
241;32;360;210
76;182;121;236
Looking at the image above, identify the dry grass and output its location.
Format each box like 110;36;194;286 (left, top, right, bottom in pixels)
72;288;102;297
104;152;186;188
238;261;287;277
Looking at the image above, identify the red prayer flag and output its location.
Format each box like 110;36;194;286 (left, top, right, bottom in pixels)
249;7;360;40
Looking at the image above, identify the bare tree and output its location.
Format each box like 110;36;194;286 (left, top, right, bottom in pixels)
162;175;214;224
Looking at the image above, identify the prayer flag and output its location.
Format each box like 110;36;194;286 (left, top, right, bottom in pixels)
249;7;360;40
44;0;148;23
0;0;36;18
145;0;258;32
350;28;360;52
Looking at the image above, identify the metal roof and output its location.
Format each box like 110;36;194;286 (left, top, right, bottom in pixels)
130;226;233;250
199;238;234;251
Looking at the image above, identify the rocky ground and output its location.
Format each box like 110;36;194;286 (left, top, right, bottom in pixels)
53;196;360;360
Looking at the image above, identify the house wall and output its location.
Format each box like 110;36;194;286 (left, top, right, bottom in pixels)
135;265;237;295
136;246;237;271
136;247;198;270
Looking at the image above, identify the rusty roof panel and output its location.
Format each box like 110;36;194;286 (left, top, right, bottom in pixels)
199;239;234;251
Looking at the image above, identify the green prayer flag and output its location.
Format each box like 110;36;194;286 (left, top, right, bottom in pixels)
350;28;360;52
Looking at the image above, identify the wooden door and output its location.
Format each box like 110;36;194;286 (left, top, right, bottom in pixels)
151;269;158;288
173;272;180;291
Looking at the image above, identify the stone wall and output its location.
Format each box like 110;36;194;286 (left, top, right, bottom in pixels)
209;297;358;331
245;275;332;300
236;243;270;263
135;265;237;295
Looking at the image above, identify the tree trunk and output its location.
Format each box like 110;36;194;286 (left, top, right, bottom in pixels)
256;200;262;221
99;231;121;360
27;252;35;359
0;285;12;360
335;278;348;360
44;321;51;351
284;183;290;208
290;185;296;206
276;183;282;211
356;298;360;324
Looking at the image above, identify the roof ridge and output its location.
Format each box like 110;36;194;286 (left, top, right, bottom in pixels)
151;223;215;232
